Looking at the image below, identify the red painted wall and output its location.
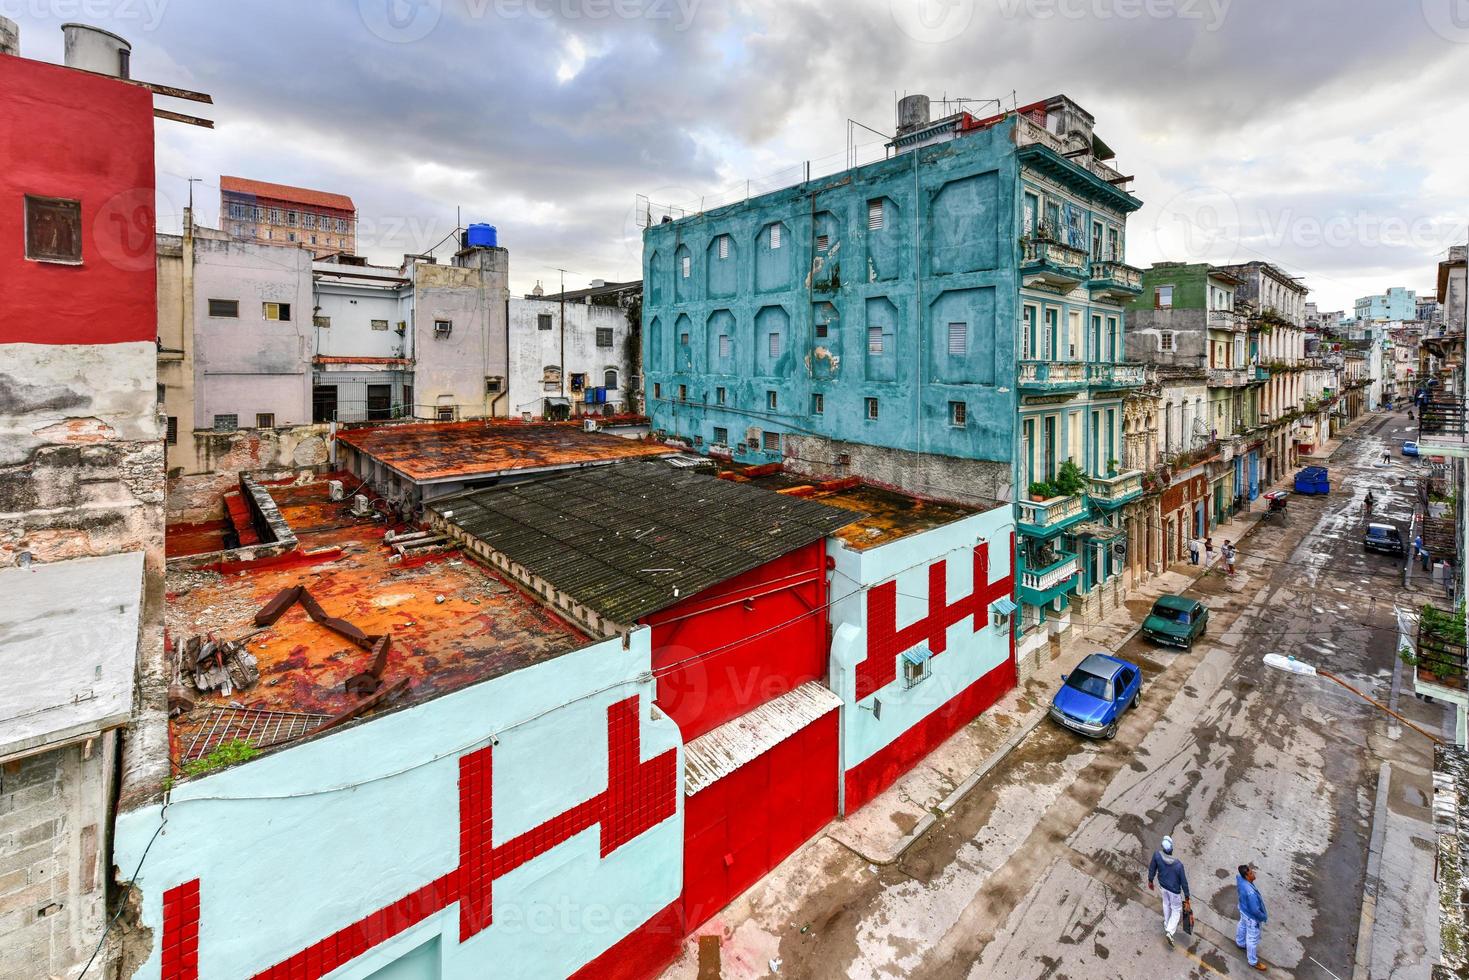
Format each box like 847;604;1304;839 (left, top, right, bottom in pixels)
681;711;839;931
0;55;156;345
643;541;828;742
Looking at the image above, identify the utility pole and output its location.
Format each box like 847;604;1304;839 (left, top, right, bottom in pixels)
558;268;567;403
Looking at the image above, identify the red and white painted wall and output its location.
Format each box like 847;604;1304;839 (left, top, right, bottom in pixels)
113;630;684;980
829;506;1017;813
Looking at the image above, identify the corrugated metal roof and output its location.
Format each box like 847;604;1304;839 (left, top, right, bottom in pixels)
432;460;858;623
220;175;355;211
683;682;842;796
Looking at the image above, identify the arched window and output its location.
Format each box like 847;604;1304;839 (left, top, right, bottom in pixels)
604;368;618;390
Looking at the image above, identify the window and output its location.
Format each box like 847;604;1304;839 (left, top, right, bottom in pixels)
303;213;317;230
166;416;178;445
371;319;389;331
868;326;884;354
1160;331;1175;352
815;322;829;339
433;319;452;337
268;208;282;223
762;431;780;453
596;327;614;347
1155;285;1174;309
570;373;586;392
868;199;884;231
653;382;662;399
212;414;238;431
252;206;265;221
716;387;727;405
713;427;729;445
337;218;349;233
681;255;691;278
768;332;781;358
228;201;249;221
208;299;239;318
678;384;688;402
604;369;618;390
816;234;830;252
538;313;553;331
314;314;331;328
287;233;296;242
812;393;824;415
948;321;967;356
903;650;932;689
719;334;732;359
767;390;777;410
770;224;782;249
717;234;730;259
256;413;275;428
285;211;298;227
263;302;291;321
485;377;502;393
950;401;967;426
865;397;879;420
24;196;82;263
310;236;317;245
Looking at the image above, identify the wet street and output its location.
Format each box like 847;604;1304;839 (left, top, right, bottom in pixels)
673;413;1450;980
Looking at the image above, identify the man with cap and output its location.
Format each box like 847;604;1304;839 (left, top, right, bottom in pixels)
1146;835;1190;948
1235;863;1268;971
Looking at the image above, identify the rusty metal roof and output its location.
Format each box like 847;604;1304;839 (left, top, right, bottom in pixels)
430;460;859;624
220;175;355;211
683;682;841;795
336;421;673;484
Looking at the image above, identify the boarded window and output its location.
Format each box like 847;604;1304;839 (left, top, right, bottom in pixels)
812;393;824;414
212;414;238;431
950;401;966;426
868;199;884;231
256;413;275;428
263;302;291;321
208;299;239;318
865;397;879;420
768;332;782;358
948;321;968;355
762;431;780;452
770;224;782;249
868;326;884;354
719;335;732;359
538;314;553;331
815;322;829;338
604;369;618;389
596;327;614;347
166;416;178;444
25;196;82;263
717;235;730;259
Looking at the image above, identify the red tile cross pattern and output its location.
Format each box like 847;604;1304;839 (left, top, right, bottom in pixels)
159;696;677;980
856;537;1015;701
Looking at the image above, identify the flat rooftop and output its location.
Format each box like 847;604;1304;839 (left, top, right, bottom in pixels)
336;420;673;484
715;465;980;551
165;475;587;768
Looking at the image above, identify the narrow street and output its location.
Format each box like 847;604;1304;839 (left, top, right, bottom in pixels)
672;414;1450;980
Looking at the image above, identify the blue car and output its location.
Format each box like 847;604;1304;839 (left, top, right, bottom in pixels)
1049;653;1143;740
1403;441;1420;457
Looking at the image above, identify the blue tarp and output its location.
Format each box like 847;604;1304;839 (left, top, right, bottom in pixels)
1294;466;1330;495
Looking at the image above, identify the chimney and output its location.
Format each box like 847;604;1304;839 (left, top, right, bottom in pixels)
0;16;17;56
61;23;131;78
897;94;931;136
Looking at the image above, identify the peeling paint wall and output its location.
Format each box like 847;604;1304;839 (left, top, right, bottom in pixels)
508;297;633;417
413;250;510;420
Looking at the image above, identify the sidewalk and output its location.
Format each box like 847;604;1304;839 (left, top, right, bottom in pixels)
829;409;1384;865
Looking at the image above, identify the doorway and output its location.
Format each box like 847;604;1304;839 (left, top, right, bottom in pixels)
367;384;393;421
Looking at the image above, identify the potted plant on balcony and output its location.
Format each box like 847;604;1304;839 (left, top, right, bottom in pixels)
1028;480;1056;502
1107;458;1120;477
1055;459;1088;495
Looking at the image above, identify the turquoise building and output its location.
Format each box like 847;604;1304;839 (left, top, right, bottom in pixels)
641;94;1147;662
1354;286;1417;322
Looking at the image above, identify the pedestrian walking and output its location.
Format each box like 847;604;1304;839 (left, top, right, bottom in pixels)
1147;836;1191;948
1223;541;1237;577
1235;864;1269;971
1204;537;1215;567
1187;537;1201;566
1364;490;1375;514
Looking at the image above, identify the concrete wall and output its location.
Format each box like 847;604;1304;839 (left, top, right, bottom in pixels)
164;424;332;522
312;275;411;362
413;249;510;420
508;297;634;418
113;629;683;980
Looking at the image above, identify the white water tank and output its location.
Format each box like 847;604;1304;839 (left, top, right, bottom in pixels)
61;23;131;78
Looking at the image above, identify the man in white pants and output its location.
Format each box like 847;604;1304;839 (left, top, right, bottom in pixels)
1147;835;1191;948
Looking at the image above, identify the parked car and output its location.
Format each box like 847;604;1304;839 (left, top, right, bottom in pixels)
1142;594;1209;649
1294;465;1330;495
1364;522;1407;556
1049;653;1143;740
1403;441;1420;457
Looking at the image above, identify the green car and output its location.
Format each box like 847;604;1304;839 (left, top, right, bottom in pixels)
1141;594;1209;649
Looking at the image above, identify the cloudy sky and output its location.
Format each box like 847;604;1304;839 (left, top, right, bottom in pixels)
12;0;1468;308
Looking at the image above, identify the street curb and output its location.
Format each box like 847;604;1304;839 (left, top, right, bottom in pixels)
1352;761;1392;980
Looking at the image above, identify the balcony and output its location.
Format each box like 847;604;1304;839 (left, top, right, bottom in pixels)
1018;359;1088;393
1087;261;1143;303
1088;471;1143;509
1088;361;1149;390
1420;399;1469;456
1414;605;1467;692
1018;551;1080;608
1253;365;1270;382
1208;309;1246;332
1207;367;1251;388
1017;492;1088;537
1020;239;1090;291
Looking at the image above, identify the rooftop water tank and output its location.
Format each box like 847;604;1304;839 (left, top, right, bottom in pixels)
466;224;497;248
61;23;131;78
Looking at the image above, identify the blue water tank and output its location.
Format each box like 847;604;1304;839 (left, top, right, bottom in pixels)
466;223;497;248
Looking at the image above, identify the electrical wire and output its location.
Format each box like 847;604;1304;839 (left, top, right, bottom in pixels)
77;797;168;978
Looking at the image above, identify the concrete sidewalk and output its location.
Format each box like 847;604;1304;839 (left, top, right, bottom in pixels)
828;410;1386;866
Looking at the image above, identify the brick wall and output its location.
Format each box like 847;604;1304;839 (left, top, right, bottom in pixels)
0;740;112;979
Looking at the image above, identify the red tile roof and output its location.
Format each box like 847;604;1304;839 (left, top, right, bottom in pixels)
220;175;355;212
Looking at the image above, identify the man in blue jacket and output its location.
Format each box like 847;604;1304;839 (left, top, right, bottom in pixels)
1235;863;1268;971
1147;836;1190;948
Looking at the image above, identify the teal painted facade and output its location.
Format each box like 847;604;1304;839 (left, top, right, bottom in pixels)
641;121;1023;468
1354;287;1416;322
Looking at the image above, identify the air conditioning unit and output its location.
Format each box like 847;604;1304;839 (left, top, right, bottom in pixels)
350;494;371;517
433;320;452;338
485;376;503;394
583;419;598;432
328;480;345;501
